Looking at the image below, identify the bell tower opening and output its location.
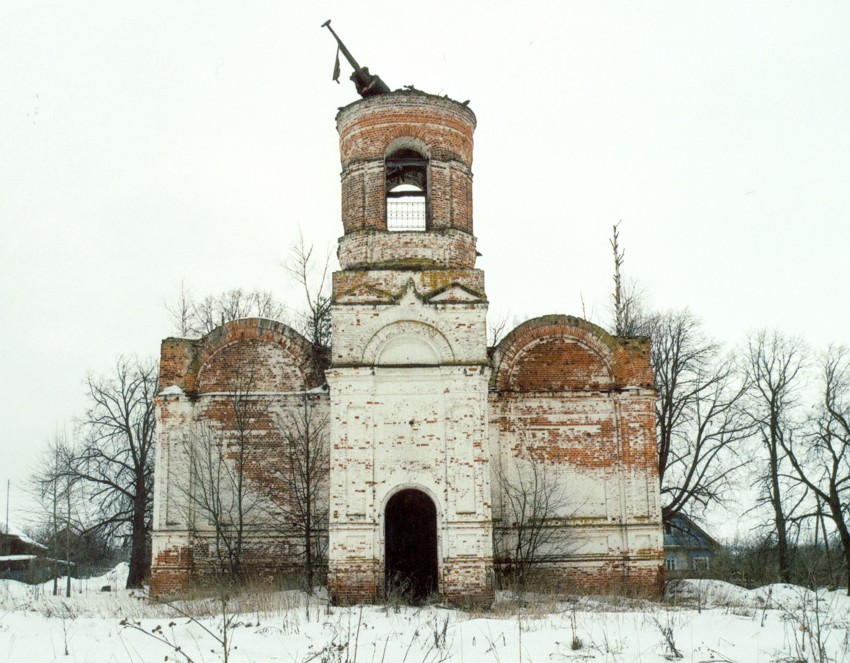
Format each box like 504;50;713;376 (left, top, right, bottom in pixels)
384;489;438;603
386;147;428;231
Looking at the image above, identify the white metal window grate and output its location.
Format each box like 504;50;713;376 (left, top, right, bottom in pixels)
387;197;426;231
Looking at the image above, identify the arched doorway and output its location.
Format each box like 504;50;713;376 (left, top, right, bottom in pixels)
384;489;438;603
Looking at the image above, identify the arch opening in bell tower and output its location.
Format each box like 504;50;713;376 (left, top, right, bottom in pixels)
386;147;428;231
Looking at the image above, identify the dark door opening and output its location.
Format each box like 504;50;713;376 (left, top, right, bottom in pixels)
384;489;438;603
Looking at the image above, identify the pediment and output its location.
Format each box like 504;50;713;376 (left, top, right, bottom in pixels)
395;279;424;307
335;284;396;304
425;283;484;304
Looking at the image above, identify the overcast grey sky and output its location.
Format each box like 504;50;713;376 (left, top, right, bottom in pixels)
2;2;849;532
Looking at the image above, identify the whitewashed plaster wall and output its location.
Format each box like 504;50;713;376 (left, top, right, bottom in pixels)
327;276;494;598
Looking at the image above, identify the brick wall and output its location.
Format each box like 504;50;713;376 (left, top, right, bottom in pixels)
158;318;325;396
333;267;485;303
491;315;654;392
493;559;664;597
488;315;663;595
150;319;330;595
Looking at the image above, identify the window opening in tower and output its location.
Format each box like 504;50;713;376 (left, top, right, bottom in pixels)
386;148;428;231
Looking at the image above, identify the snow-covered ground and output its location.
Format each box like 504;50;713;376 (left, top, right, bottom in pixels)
1;568;848;662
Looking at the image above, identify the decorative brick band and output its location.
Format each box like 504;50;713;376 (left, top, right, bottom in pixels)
338;228;477;271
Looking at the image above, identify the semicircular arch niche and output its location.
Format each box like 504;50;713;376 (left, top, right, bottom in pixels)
377;334;440;365
363;320;454;366
507;335;613;391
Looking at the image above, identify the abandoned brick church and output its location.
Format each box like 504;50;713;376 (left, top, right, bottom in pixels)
150;89;664;604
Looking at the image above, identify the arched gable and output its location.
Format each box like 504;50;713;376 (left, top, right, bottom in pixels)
184;318;324;394
490;315;652;392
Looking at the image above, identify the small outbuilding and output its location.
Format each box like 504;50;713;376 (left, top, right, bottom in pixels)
663;514;720;576
0;521;48;582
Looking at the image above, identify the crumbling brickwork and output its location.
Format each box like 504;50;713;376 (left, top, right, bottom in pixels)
150;319;329;595
489;316;662;593
337;91;476;249
150;90;663;602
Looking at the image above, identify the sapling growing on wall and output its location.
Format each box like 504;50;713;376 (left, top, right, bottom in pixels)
609;220;646;338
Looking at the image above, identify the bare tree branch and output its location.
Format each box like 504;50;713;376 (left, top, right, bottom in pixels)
285;232;332;349
494;453;573;592
271;393;329;589
743;329;808;583
779;346;850;595
644;310;750;523
73;357;157;588
166;285;287;338
487;310;511;349
178;360;268;581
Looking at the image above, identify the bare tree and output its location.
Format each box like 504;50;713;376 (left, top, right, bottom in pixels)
74;357;157;588
648;310;751;522
30;431;80;596
607;227;748;523
166;235;330;347
166;283;287;338
744;330;808;584
285;233;332;349
779;346;850;595
166;280;195;338
494;454;571;591
184;424;258;581
273;393;329;590
181;362;266;581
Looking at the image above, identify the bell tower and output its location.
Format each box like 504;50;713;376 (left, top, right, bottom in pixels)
336;93;478;269
326;90;494;605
